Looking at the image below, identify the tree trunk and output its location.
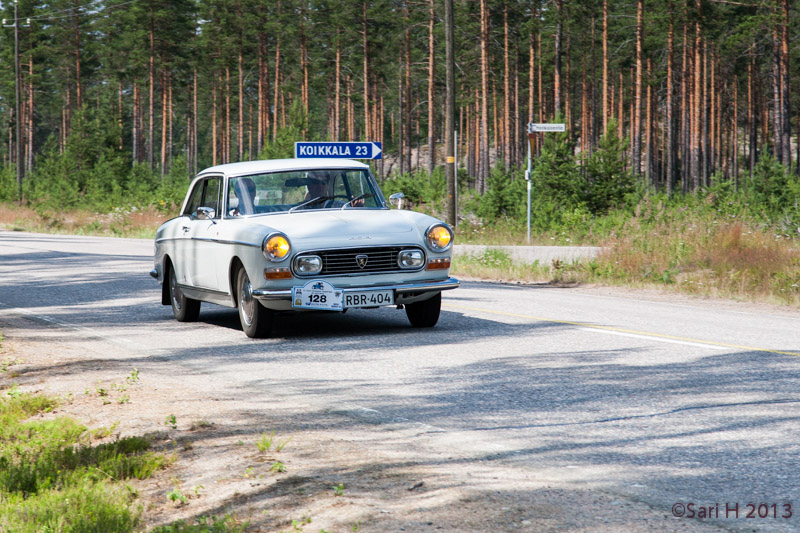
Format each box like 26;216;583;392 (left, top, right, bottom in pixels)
444;0;456;225
239;47;244;160
335;32;341;140
690;0;702;191
148;7;154;170
528;14;534;124
554;0;563;116
646;58;653;187
771;21;782;164
618;72;624;144
27;55;34;172
632;0;643;176
405;2;412;172
193;69;198;175
161;69;167;176
602;0;609;133
733;81;739;186
132;82;139;164
427;0;435;174
503;1;510;169
666;2;675;195
709;49;715;178
479;0;490;191
363;1;370;141
212;79;218;166
273;0;282;141
73;3;82;111
581;59;588;159
748;47;755;181
780;0;790;168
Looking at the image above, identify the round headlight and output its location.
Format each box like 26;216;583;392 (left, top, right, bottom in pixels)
294;255;322;275
263;233;291;262
425;224;453;252
398;249;425;269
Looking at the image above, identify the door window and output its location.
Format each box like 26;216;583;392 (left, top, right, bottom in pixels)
183;177;222;218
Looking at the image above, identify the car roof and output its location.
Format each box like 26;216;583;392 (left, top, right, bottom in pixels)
198;158;370;177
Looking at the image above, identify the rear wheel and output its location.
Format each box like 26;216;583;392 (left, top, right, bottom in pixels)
405;292;441;328
237;266;273;338
169;264;200;322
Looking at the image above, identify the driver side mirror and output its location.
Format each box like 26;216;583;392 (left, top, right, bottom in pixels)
389;192;405;209
194;206;216;220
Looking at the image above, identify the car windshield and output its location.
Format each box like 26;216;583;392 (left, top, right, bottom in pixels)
227;169;383;216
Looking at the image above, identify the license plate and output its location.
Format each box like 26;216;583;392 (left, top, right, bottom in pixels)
292;280;343;310
343;290;394;308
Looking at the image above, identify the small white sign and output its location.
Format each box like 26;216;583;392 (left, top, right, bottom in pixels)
528;123;566;133
292;280;343;310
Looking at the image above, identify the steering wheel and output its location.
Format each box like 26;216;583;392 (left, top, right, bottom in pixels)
321;195;351;208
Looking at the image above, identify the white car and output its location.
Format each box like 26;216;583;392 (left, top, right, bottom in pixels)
150;158;459;337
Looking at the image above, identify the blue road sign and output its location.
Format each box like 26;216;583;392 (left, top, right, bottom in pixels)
295;141;382;160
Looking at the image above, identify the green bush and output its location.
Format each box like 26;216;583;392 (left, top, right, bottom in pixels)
584;119;635;215
381;167;447;209
0;166;16;202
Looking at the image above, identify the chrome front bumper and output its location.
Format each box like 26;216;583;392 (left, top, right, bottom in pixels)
252;277;460;304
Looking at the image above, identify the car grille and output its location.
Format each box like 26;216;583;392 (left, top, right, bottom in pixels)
296;246;425;276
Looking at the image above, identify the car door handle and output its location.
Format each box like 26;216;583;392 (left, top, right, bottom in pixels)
182;226;190;233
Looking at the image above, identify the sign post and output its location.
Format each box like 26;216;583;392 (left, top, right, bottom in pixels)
295;141;382;160
525;123;565;243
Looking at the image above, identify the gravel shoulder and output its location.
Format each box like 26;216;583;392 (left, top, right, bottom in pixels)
0;289;742;533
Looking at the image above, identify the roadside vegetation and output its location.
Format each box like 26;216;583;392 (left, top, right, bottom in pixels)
0;345;247;532
0;388;158;531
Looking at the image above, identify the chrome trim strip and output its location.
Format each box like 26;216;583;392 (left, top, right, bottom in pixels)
252;277;460;301
190;237;260;247
177;283;229;297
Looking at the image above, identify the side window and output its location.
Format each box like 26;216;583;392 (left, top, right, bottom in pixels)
183;177;222;218
202;178;222;217
332;173;349;198
183;181;205;215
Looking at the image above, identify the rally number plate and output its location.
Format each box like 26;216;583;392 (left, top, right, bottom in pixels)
292;280;343;310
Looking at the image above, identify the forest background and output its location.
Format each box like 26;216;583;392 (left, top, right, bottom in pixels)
0;0;798;304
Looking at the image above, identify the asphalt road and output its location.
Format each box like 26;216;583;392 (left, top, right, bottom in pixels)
1;230;799;531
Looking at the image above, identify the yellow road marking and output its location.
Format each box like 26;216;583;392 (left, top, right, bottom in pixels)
443;303;800;357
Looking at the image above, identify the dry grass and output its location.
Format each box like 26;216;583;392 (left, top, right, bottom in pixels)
0;204;169;239
453;219;800;308
598;220;800;304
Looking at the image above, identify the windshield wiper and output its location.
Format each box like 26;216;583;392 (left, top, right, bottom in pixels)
341;193;375;209
289;196;335;213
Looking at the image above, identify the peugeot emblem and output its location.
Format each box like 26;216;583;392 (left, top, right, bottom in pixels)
355;254;369;269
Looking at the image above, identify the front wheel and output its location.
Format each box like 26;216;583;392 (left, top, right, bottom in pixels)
405;292;441;328
237;266;273;338
169;264;200;322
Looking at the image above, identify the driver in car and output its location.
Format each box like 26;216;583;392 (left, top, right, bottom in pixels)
304;171;364;207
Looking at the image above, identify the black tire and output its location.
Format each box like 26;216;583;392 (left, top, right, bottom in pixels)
237;266;273;338
405;292;441;328
169;263;201;322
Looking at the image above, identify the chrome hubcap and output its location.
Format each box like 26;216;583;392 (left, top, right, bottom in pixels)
170;270;182;310
239;272;254;326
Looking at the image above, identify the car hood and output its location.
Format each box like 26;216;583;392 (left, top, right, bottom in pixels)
243;209;436;248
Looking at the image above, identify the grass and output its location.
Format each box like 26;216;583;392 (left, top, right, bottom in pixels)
0;387;175;532
0;203;168;238
0;385;246;532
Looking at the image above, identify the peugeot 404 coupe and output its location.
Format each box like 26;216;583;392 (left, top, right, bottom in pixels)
150;158;459;337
